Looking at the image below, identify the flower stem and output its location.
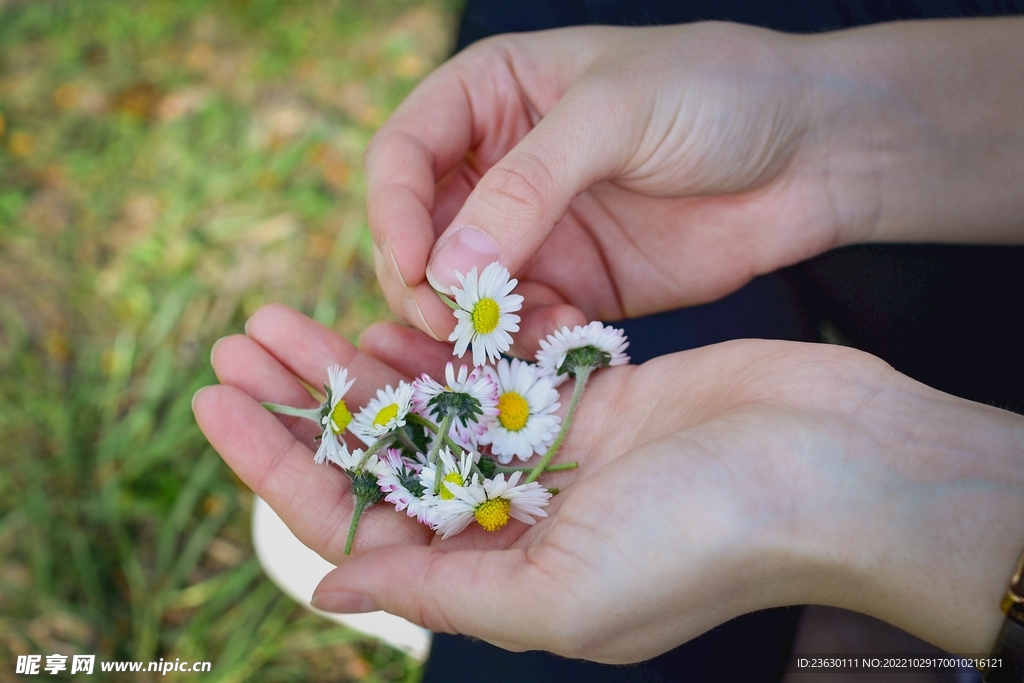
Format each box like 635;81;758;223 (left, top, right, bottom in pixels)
394;429;419;454
343;496;371;556
435;289;461;311
494;462;578;475
261;402;321;422
429;412;456;494
408;413;464;457
406;413;438;431
358;435;392;469
526;365;593;483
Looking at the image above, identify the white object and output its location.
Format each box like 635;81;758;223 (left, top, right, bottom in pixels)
251;495;432;660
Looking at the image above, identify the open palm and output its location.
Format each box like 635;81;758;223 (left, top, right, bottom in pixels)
194;303;1024;662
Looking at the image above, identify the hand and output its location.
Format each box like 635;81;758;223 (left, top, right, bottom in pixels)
194;304;1024;662
368;22;843;355
367;20;1024;356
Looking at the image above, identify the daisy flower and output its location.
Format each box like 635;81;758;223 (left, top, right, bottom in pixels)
349;380;414;446
480;359;561;464
431;471;552;539
337;447;387;555
413;362;498;430
326;446;385;476
376;449;433;524
314;365;355;465
449;262;523;367
536;321;630;386
418;446;477;502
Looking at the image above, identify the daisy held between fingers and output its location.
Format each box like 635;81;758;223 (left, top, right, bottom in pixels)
446;262;523;367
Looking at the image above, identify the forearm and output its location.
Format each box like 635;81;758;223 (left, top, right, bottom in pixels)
798;17;1024;245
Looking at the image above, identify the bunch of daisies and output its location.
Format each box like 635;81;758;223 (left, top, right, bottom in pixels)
263;262;629;553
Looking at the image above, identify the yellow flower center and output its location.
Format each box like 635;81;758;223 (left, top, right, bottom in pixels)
373;403;399;427
440;472;463;501
474;497;512;532
471;297;500;334
330;400;352;434
497;392;530;432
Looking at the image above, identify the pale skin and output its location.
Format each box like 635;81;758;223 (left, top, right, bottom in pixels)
365;19;1024;354
194;17;1024;663
195;306;1024;661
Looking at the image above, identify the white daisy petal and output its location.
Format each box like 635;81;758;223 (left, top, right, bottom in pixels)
349;381;414;446
377;449;434;524
447;262;523;366
313;365;356;464
480;359;561;463
536;321;630;385
412;362;498;430
429;471;552;538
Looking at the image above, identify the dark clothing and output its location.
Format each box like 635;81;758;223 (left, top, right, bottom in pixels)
423;2;1024;682
457;0;1024;43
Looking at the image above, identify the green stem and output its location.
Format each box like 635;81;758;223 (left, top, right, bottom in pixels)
435;289;461;311
406;412;439;431
357;435;392;469
494;461;578;476
343;496;371;556
261;402;321;422
394;429;419;454
430;412;456;494
408;413;464;458
526;365;593;483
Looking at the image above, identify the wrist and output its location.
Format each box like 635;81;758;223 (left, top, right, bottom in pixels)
787;368;1024;653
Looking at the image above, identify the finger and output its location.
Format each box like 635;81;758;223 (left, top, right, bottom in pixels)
511;302;588;361
358;321;454;381
424;81;635;295
432;163;478;235
193;385;432;563
366;32;603;337
372;242;448;342
363;64;483;335
211;334;321;445
244;304;409;398
310;544;559;650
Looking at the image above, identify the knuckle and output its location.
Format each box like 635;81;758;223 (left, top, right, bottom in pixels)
477;153;555;223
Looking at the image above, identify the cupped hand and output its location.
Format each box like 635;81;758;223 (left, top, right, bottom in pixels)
194;304;1024;663
367;22;867;355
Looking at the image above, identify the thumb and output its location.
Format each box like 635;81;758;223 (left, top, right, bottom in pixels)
425;87;627;293
310;544;561;650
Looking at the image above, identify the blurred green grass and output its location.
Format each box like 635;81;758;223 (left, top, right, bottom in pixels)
0;0;460;679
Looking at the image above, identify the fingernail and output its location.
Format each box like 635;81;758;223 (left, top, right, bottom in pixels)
209;336;225;366
404;296;441;341
311;590;379;614
383;240;408;288
191;386;209;413
427;226;501;294
244;318;252;336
